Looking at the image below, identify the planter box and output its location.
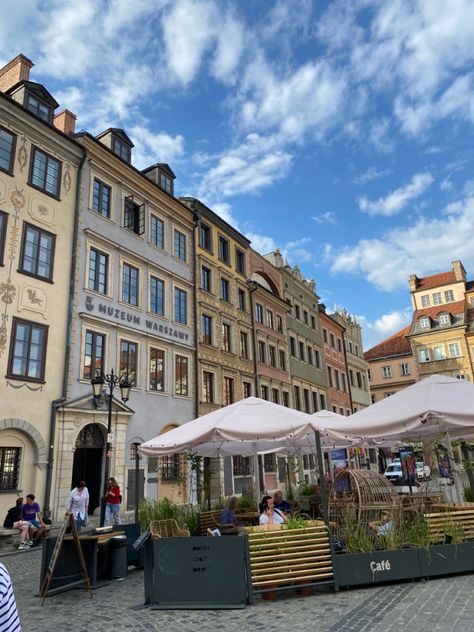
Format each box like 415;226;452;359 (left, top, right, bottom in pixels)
418;542;474;577
334;549;421;588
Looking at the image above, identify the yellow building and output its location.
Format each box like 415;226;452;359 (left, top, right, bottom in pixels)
408;260;473;381
0;55;83;518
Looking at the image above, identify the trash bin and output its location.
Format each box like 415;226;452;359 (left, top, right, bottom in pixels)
109;535;127;580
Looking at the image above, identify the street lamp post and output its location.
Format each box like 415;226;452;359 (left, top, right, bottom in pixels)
91;368;131;526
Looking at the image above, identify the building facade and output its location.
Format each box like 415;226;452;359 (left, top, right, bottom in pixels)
0;55;83;518
53;130;196;518
319;306;352;416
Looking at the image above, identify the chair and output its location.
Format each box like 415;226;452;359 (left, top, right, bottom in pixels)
150;519;190;538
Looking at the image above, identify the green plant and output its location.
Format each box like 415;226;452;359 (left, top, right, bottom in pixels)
442;516;464;545
285;515;308;530
339;505;377;553
403;516;431;549
138;497;179;529
464;486;474;502
298;483;313;496
238;486;255;509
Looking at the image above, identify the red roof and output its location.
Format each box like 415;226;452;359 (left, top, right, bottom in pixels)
415;271;456;290
412;300;465;320
364;326;411;361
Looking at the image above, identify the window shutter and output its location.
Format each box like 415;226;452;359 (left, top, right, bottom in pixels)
124;196;134;230
138;204;145;235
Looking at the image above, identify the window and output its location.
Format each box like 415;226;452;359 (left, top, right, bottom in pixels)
150;215;164;249
233;456;250;476
276;315;283;334
202;315;212;345
307;346;313;365
264;453;276;471
122;263;139;306
199;223;212;251
19;223;56;282
283;391;290;407
433;292;442;305
0;447;21;491
294;385;301;410
150;276;165;316
255;303;263;323
368;368;372;381
149;347;165;391
357;372;363;388
323;329;328;344
445;289;454;302
92;179;111;218
243;382;252;398
88;248;108;294
224;376;234;405
120;340;137;385
289;336;296;357
327;366;333;387
240;331;249;359
299;341;305;361
400;362;410;376
29;147;61;198
235;248;245;275
260;384;269;400
175;355;188;396
268;388;278;404
222;323;232;352
202;266;211;292
312;392;319;412
304;388;311;413
218;236;230;263
349;370;355;387
258;340;266;363
174;288;187;324
303;310;309;325
319;393;326;410
26;93;52;122
419;317;431;329
8;318;48;381
0;126;16;175
342;373;347;392
269;345;276;367
159;171;174;195
266;310;274;329
203;371;214;403
330;333;335;348
238;288;246;311
382;366;392;378
279;349;286;371
160;454;180;483
439;313;450;325
335;369;340;390
124;196;145;235
311;315;316;329
418;348;430;363
173;229;187;261
421;295;430;307
449;342;461;358
112;135;131;162
83;330;105;380
315;349;321;368
433;345;446;360
337;338;343;352
295;304;300;320
0;211;7;265
220;277;230;302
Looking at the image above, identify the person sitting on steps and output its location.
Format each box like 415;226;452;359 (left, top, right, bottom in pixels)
3;498;33;550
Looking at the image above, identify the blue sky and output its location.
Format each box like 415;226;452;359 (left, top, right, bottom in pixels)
2;0;474;349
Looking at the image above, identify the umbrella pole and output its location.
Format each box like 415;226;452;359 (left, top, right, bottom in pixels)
314;431;328;524
253;451;261;506
445;431;463;503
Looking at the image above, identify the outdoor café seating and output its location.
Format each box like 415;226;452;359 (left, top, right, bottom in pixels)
150;519;190;538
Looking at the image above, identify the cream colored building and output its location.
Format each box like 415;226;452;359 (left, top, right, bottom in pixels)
0;55;83;519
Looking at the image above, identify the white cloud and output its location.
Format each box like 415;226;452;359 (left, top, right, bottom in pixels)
245;232;277;255
356;309;412;351
329;191;474;292
353;167;392;185
357;172;434;217
129;126;185;170
311;211;337;225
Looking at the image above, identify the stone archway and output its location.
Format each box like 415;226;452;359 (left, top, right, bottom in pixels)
72;423;105;515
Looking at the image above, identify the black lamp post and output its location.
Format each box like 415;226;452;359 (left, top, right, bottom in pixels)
91;368;131;526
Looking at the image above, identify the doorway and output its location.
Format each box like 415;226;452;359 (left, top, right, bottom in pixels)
72;424;105;515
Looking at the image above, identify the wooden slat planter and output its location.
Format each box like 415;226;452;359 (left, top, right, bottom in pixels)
424;509;474;544
247;523;335;595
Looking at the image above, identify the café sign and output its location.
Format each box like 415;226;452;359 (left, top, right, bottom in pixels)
84;297;191;345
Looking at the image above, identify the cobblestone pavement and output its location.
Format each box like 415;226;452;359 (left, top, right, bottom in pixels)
3;548;474;632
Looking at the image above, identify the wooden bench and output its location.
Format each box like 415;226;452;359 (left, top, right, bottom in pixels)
246;522;334;595
198;511;223;535
424;509;474;544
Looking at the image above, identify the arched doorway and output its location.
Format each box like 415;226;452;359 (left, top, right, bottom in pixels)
72;424;105;515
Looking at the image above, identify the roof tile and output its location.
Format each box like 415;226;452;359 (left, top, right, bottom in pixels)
364;326;411;360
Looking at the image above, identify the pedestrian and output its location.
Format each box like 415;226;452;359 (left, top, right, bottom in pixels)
21;494;46;544
0;563;21;631
3;498;32;550
66;480;89;532
104;477;121;526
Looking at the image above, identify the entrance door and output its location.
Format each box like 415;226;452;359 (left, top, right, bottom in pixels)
72;424;104;515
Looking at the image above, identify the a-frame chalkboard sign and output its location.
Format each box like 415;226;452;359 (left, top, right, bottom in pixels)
39;513;92;604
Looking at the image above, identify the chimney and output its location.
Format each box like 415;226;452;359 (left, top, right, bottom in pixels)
408;274;418;292
0;54;34;93
54;110;77;136
451;260;466;282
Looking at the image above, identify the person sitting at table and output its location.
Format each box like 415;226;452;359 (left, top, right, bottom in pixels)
273;490;291;513
220;496;238;526
259;495;287;525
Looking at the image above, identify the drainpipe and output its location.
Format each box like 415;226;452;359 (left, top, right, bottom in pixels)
43;145;87;517
191;201;202;502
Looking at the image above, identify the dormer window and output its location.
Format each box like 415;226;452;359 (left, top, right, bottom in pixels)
26;92;52;123
113;135;131;162
124;196;144;236
419;317;431;329
439;313;450;325
160;171;173;195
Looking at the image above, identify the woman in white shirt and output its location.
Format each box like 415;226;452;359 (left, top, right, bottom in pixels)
66;480;89;532
259;495;287;525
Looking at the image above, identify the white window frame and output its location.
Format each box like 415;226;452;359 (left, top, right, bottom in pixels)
421;295;430;307
439;313;450;325
382;366;392;378
432;292;442;305
449;342;461;358
418;348;430;363
419;317;431;329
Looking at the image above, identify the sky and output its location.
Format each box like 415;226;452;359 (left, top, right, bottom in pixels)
2;0;474;350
